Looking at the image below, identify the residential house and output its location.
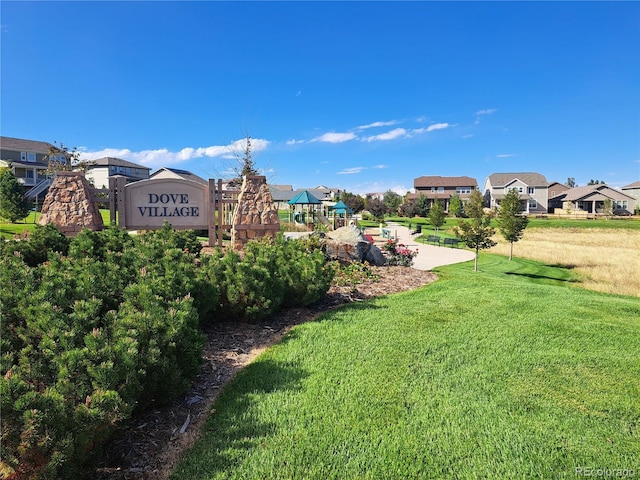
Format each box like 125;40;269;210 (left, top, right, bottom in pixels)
150;167;207;185
550;184;636;216
483;172;550;215
411;175;478;211
84;157;151;188
621;181;640;208
547;181;571;212
0;136;57;199
269;185;296;210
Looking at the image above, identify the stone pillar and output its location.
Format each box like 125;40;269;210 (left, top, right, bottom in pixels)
231;175;280;249
38;172;104;235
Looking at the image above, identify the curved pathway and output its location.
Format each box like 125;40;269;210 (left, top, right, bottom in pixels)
384;222;475;271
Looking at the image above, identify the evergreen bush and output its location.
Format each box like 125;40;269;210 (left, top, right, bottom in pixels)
0;224;333;478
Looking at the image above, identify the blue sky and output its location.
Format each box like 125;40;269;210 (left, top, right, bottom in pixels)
2;1;639;194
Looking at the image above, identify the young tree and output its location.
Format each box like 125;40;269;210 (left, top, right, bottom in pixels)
454;190;496;271
383;190;402;215
0;168;31;223
414;193;429;217
428;198;446;232
497;188;529;260
602;198;613;219
566;177;576;188
449;193;463;218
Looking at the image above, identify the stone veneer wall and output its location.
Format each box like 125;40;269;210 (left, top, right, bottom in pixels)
231;175;280;249
38;172;104;234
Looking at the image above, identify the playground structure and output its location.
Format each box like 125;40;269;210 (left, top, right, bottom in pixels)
287;190;354;231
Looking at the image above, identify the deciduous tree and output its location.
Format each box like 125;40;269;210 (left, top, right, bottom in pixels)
428;199;446;232
454;190;496;271
383;190;402;215
497;188;529;260
339;191;365;214
449;193;463;218
366;197;386;221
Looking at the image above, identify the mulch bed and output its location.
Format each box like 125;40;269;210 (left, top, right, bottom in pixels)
93;266;437;480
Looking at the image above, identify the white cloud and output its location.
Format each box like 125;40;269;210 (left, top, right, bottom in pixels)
372;164;388;169
410;123;454;135
476;108;497;115
310;132;357;143
363;128;407;142
337;167;365;175
286;139;304;145
496;153;516;158
79;137;270;170
356;120;400;130
344;181;409;196
426;122;451;132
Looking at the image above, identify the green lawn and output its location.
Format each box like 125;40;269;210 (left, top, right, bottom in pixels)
172;255;639;479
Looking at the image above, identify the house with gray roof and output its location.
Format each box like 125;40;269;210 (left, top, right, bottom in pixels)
150;167;207;185
483;172;550;215
84;157;150;188
621;181;640;208
0;136;57;199
550;184;635;216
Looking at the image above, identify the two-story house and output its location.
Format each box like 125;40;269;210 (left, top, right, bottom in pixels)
0;136;58;199
84;157;151;188
411;175;478;211
483;172;549;215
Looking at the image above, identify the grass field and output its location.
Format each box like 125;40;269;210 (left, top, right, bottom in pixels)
488;228;640;297
171;256;640;479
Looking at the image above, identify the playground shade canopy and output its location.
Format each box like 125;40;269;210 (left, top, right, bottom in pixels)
288;190;322;205
330;200;354;214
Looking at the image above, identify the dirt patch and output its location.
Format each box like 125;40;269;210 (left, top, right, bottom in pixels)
93;266;437;480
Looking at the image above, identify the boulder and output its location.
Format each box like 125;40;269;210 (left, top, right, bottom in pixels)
325;225;386;266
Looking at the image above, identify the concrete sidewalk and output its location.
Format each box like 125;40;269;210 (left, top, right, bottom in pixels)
383;222;475;271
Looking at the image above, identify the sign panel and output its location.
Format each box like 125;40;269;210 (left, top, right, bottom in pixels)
124;178;208;230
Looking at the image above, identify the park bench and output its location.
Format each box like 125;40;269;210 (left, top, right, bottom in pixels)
426;235;440;245
410;225;422;235
443;237;461;248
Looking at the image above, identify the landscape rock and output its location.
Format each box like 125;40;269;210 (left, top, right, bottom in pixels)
325;224;386;266
38;172;104;234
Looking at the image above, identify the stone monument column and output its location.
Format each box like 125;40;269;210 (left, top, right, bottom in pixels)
38;172;104;235
231;175;280;249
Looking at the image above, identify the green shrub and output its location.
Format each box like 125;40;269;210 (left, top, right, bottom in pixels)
0;224;333;477
1;224;70;267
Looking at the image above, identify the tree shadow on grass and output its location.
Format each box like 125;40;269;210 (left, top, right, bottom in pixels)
504;271;580;285
172;358;309;478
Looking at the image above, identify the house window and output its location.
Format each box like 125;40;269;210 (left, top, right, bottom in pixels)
26;170;34;179
110;166;116;173
510;187;524;193
529;199;537;209
438;187;444;193
615;200;628;209
126;167;131;174
118;166;123;173
528;187;535;194
135;168;139;174
431;187;436;192
456;187;471;194
20;152;27;162
27;153;36;162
